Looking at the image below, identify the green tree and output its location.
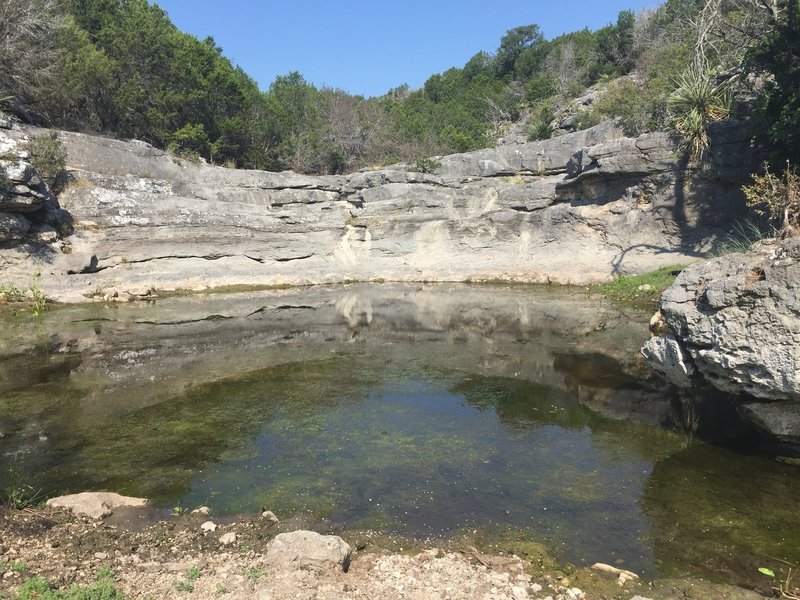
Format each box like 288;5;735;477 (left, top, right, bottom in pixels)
45;14;115;129
750;0;800;165
0;0;63;106
496;24;544;78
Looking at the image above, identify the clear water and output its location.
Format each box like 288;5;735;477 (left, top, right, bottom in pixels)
0;284;798;585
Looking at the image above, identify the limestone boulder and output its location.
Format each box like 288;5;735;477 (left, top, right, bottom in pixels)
265;530;351;572
643;237;800;449
437;119;625;179
46;491;148;519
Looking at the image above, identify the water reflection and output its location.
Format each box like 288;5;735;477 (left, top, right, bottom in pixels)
0;284;798;584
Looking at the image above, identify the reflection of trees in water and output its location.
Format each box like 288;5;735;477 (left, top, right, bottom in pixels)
451;376;593;431
641;443;800;587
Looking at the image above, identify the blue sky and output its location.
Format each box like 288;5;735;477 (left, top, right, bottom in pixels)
154;1;658;98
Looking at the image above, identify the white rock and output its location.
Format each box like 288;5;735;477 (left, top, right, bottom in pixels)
511;585;528;599
46;492;148;519
200;521;217;532
219;532;236;545
265;530;351;572
191;506;211;516
261;510;279;523
531;583;543;593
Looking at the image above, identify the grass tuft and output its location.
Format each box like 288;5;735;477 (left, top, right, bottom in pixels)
598;264;687;306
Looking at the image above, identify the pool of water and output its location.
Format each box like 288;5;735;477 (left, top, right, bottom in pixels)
0;284;798;586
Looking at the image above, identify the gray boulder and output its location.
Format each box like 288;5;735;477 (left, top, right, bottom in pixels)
265;530;352;572
741;401;800;447
643;237;800;448
0;160;47;213
437;119;625;179
0;212;31;242
641;334;696;389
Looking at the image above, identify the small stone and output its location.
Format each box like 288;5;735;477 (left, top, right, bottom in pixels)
191;506;211;516
512;585;528;599
94;552;108;560
649;310;669;335
531;583;543;593
630;597;654;600
200;521;217;532
219;532;236;545
261;510;279;523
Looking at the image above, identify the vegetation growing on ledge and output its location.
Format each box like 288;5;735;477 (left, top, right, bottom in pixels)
0;274;48;317
597;264;686;306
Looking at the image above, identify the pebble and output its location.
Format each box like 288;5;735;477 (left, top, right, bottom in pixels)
261;510;279;523
200;521;217;532
219;532;236;546
531;583;543;593
511;584;528;599
191;506;211;516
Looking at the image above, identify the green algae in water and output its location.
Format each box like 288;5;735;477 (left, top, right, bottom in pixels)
1;287;800;589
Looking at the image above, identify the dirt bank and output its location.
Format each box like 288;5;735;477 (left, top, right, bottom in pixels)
0;507;769;600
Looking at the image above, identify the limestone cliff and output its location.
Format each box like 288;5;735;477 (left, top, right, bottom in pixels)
0;117;752;303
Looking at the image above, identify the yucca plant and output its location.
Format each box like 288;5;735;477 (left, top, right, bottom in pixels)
668;69;732;160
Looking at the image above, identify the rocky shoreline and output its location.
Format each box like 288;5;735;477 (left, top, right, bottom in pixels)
0;495;769;600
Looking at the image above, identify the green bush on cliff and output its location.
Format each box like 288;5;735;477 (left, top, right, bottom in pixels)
23;132;67;193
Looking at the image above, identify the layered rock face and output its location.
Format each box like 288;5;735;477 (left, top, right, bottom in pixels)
0;123;71;245
643;238;800;452
0;118;751;302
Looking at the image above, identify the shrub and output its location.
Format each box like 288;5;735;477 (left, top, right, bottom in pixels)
594;79;656;136
407;157;441;174
573;109;601;131
742;162;800;236
23;132;67;193
526;99;556;141
167;123;210;161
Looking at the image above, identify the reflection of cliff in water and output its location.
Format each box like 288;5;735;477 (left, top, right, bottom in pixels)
552;351;760;446
0;283;768;503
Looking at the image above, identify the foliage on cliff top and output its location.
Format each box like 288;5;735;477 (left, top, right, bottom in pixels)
0;0;796;176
